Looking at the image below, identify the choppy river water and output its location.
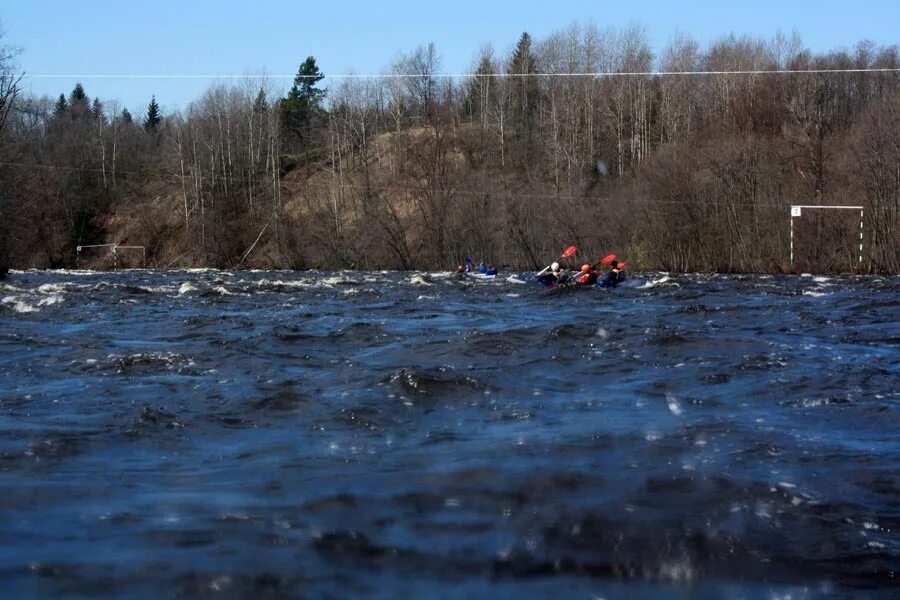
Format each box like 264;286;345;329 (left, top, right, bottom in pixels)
1;269;898;599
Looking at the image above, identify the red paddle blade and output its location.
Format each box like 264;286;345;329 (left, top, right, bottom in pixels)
618;262;627;269
600;254;616;265
561;246;577;259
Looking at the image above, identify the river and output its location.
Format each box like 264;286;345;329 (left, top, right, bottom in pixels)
1;269;898;598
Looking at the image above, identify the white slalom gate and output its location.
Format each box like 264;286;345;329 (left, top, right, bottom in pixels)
789;205;864;269
76;244;146;268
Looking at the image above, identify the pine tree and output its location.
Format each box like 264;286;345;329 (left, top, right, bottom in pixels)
465;50;496;122
91;97;104;121
507;32;539;161
508;33;538;106
253;88;269;113
53;93;68;117
281;57;326;149
69;82;89;118
143;95;162;131
121;108;133;124
69;82;87;102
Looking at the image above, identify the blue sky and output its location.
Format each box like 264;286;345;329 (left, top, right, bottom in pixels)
3;0;899;114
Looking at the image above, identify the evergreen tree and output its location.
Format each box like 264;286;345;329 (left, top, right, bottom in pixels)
121;108;133;124
508;33;538;106
143;95;162;131
91;97;104;121
68;82;90;119
507;32;539;162
69;82;87;104
281;57;326;150
253;88;269;114
53;93;68;117
465;50;497;121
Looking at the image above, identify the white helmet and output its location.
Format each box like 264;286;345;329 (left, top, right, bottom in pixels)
551;262;560;271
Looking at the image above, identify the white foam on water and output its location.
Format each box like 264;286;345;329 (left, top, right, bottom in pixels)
666;392;684;416
1;296;38;313
250;278;318;290
20;269;103;277
37;283;67;294
803;290;829;297
642;275;672;288
799;398;829;408
178;282;198;295
141;285;177;294
322;276;358;286
38;294;65;307
409;274;432;286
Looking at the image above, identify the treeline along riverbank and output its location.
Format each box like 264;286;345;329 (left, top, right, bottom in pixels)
1;23;899;275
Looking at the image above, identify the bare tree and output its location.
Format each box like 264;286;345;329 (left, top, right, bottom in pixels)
0;27;22;135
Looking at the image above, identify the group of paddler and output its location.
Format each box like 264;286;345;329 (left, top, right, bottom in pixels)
456;257;498;276
456;246;627;289
535;246;626;289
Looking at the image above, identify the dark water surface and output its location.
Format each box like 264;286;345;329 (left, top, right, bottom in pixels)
1;269;898;599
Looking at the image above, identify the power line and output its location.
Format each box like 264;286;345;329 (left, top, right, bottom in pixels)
21;68;900;80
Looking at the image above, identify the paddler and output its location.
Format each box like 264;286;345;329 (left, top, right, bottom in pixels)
576;264;598;285
599;260;625;288
538;262;568;286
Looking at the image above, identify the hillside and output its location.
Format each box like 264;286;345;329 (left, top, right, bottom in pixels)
1;27;899;273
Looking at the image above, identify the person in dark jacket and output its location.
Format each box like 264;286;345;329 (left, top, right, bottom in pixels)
599;260;625;288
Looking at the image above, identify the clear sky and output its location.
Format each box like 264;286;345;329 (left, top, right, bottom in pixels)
2;0;899;115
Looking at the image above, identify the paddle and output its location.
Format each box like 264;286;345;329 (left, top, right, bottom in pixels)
594;254;616;268
565;253;616;284
537;245;578;276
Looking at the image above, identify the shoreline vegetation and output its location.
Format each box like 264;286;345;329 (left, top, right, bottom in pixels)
1;24;899;275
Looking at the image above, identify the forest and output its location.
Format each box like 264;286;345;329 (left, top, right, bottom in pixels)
1;23;899;274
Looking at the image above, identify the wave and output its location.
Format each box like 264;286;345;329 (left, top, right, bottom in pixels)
387;366;484;401
409;274;432;286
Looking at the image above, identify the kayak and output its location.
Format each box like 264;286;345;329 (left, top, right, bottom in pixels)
532;274;647;291
536;274;578;290
507;273;647;290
